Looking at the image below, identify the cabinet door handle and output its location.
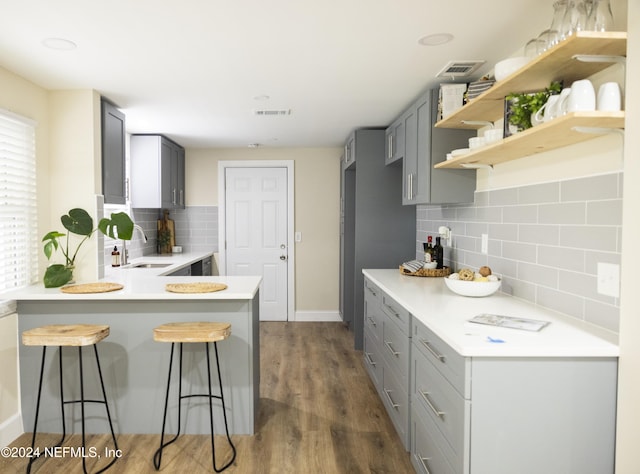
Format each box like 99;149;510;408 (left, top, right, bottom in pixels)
384;340;400;357
364;352;376;367
172;188;176;205
367;316;377;327
383;388;399;409
420;339;445;362
180;189;184;206
419;390;445;419
388;135;393;159
414;452;432;474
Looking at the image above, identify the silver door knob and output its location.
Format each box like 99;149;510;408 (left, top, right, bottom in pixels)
280;255;287;261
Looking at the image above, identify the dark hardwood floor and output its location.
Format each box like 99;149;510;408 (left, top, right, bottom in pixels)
0;322;414;473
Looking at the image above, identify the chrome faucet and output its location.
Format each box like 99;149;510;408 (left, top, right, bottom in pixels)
122;224;148;265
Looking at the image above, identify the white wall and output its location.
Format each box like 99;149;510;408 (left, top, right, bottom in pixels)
614;1;639;470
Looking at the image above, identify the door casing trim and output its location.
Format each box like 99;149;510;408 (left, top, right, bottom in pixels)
218;160;295;321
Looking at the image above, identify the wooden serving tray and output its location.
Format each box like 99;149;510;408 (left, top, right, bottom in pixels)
399;266;451;278
165;282;228;293
60;282;124;294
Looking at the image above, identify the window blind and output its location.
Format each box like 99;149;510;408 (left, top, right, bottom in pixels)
0;109;37;293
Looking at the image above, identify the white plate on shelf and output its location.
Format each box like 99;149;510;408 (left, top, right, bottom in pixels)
451;148;470;157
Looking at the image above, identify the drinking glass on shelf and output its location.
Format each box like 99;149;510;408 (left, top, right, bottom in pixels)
561;1;590;39
586;0;614;31
524;38;546;57
539;0;567;52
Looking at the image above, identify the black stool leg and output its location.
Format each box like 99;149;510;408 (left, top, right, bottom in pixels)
92;344;119;474
26;347;46;474
78;346;89;474
154;342;184;470
207;341;236;472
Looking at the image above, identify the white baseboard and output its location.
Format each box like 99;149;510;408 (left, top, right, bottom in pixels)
292;311;341;322
0;412;23;448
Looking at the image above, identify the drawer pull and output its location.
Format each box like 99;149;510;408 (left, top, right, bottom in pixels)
367;316;377;327
366;285;377;297
364;352;377;367
384;303;400;319
414;452;432;474
420;390;445;419
420;339;445;362
383;388;400;409
384;340;400;357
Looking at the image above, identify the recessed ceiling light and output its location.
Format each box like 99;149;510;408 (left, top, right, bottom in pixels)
253;94;270;101
42;37;77;51
418;33;454;46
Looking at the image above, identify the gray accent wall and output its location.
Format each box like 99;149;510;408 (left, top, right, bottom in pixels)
417;172;622;333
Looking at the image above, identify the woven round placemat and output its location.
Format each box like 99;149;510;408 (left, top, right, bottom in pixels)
165;282;228;294
60;282;124;294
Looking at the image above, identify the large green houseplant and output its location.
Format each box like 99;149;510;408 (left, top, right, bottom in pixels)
42;208;134;287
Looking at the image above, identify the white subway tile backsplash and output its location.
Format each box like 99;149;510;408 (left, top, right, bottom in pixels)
417;171;622;334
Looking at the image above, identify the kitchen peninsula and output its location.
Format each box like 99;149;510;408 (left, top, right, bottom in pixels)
10;253;260;436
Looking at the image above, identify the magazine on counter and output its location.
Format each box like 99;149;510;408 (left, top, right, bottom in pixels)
468;313;550;332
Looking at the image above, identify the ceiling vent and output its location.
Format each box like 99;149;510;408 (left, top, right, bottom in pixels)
253;109;291;116
436;60;485;78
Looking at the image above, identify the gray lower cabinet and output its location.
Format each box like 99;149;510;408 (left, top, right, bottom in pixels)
101;98;126;204
411;317;618;474
363;275;618;474
363;276;411;450
130;134;185;209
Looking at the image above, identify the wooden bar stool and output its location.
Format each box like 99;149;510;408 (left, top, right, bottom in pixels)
22;324;119;474
153;321;236;472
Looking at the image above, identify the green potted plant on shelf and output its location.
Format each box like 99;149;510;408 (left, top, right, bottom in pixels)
506;81;562;132
42;208;134;288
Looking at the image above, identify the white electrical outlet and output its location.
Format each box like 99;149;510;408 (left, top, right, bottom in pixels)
597;263;620;298
481;234;489;254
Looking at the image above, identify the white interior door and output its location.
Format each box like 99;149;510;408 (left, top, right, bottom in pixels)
224;167;288;321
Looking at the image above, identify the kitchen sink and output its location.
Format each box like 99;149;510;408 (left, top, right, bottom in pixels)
131;263;172;269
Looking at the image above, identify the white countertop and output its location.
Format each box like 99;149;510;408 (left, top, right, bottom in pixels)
7;252;261;301
363;269;619;358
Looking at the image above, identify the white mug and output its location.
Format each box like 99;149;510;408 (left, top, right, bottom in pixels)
566;79;596;112
556;88;572;116
597;82;621;111
534;94;562;123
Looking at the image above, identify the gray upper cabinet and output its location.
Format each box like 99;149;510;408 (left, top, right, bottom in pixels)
401;89;476;205
101;98;126;205
130;134;185;209
384;114;405;165
343;133;356;167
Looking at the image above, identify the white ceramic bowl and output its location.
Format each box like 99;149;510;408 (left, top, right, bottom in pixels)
423;261;437;269
494;56;529;82
444;277;501;297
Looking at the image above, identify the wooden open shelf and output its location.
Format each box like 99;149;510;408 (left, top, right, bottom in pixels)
435;32;627;130
435;111;625;169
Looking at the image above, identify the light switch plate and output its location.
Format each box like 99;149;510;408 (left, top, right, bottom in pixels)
295;232;302;242
481;234;488;254
597;262;620;298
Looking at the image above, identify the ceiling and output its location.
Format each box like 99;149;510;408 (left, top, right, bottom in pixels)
0;1;558;148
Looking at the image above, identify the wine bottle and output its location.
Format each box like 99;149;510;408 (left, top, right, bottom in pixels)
424;235;434;263
434;237;444;269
